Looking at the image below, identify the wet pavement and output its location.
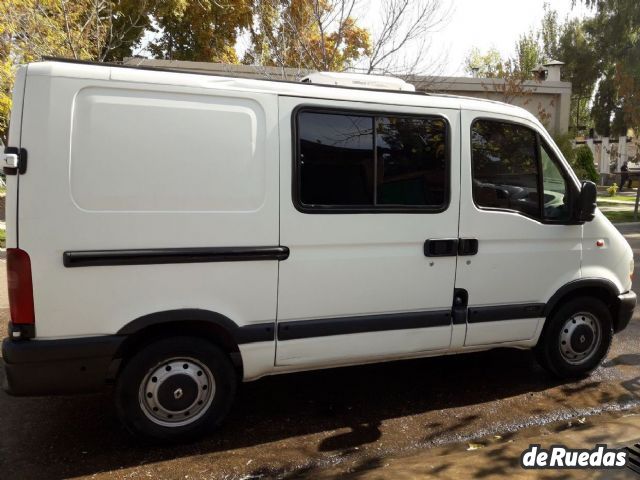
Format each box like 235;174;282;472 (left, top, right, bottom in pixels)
312;410;640;479
1;226;640;479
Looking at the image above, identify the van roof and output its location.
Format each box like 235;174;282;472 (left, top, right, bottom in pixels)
29;57;538;123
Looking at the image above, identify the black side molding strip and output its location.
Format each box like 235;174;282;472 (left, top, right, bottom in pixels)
63;246;290;268
467;303;545;323
278;310;451;341
116;309;274;344
2;335;123;364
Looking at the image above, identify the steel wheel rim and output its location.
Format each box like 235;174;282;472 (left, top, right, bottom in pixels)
139;357;215;427
558;312;601;365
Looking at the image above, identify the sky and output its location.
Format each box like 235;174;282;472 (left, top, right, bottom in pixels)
363;0;594;76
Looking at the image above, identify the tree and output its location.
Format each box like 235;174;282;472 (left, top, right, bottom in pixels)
580;0;640;133
243;0;450;78
0;0;156;140
363;0;450;76
0;0;451;139
150;0;252;63
540;3;560;60
591;68;618;137
474;4;600;135
514;31;543;80
464;35;542;83
464;43;552;127
464;47;503;78
557;19;599;133
99;0;157;61
243;0;370;75
572;145;599;182
0;0;102;141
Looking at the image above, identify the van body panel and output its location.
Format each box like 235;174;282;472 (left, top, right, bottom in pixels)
464;318;542;345
17;73;280;339
582;210;634;294
457;110;583;346
275;96;461;367
70;87;267;213
274;327;452;367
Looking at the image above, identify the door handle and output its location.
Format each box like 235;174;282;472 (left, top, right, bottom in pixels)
424;238;458;257
458;238;478;256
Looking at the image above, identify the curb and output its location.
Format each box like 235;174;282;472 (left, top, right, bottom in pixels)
613;222;640;227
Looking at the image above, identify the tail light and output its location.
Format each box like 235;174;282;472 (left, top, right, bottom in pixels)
7;248;35;328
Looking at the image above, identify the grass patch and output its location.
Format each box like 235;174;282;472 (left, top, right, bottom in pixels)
602;210;638;223
597;194;636;202
0;228;5;248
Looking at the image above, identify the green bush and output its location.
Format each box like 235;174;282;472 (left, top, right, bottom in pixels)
571;145;599;183
553;133;576;165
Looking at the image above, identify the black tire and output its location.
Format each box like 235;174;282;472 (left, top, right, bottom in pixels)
115;336;236;443
535;296;613;378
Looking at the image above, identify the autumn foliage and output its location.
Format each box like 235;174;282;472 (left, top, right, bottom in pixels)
0;0;375;140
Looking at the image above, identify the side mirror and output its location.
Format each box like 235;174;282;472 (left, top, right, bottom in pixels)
575;181;597;222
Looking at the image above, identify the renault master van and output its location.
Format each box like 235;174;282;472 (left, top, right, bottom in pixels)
1;59;636;442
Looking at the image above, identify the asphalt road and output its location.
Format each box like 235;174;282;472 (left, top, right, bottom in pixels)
1;228;640;479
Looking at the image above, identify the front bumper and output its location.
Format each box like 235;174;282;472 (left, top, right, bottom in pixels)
615;290;637;333
2;335;123;396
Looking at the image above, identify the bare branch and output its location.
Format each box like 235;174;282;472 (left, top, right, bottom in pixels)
60;0;79;59
365;0;452;76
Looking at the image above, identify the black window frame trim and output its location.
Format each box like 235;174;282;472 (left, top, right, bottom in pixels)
292;104;452;214
470;117;581;226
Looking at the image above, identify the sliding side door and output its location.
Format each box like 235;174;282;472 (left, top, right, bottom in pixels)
276;96;461;368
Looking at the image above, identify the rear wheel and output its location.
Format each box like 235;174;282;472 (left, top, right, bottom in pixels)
116;337;236;443
535;297;613;378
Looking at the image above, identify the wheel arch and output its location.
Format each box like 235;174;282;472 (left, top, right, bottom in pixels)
112;309;274;379
543;278;621;331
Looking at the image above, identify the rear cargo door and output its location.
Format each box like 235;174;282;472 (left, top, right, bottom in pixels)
3;65;28;251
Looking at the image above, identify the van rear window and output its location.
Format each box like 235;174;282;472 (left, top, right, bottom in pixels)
295;109;449;213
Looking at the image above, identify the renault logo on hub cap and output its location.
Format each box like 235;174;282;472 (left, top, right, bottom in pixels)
173;388;183;400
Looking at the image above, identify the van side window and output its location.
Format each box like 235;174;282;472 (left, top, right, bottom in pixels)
376;117;447;206
471;120;540;218
296;109;448;212
298;112;375;206
540;142;571;221
471;119;571;222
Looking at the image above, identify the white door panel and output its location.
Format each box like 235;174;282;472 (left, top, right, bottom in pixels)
465;318;541;345
276;327;451;367
457;110;582;347
277;97;461;366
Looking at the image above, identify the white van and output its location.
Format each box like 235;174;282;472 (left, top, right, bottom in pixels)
2;60;636;442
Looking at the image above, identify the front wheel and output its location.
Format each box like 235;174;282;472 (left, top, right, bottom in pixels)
535;297;613;378
115;337;236;443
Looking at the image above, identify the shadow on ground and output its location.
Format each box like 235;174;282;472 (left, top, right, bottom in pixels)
2;345;635;480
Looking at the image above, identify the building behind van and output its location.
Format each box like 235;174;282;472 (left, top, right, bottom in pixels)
123;57;573;135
